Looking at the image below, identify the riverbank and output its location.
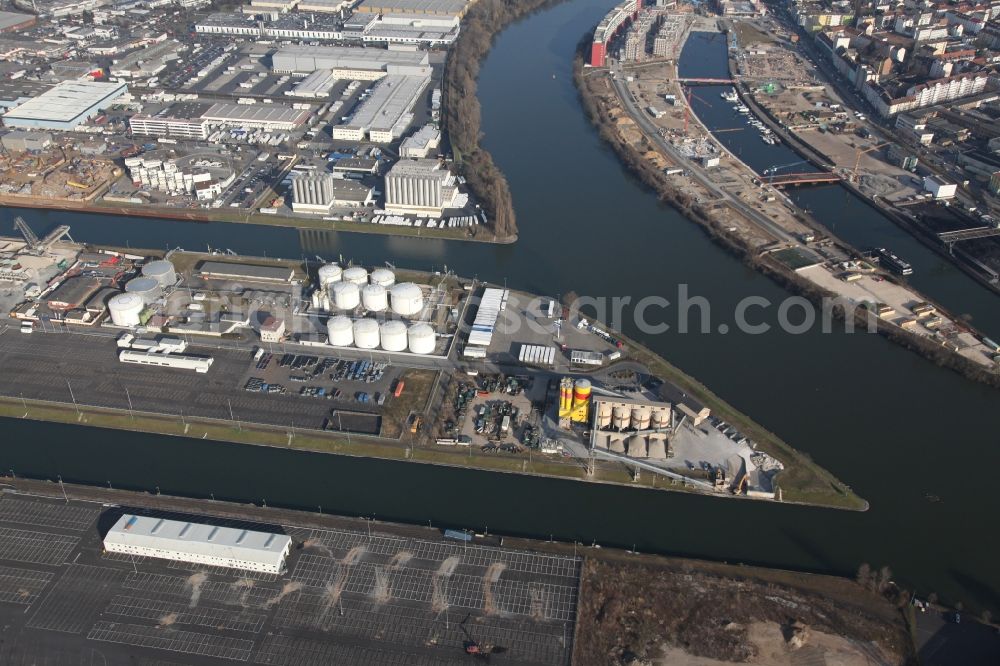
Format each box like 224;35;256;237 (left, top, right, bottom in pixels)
0;196;519;244
573;48;1000;389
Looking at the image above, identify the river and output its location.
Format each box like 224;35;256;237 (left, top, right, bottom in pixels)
2;0;999;612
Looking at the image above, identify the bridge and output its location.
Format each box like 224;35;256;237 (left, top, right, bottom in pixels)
676;77;736;85
938;225;1000;244
766;172;842;187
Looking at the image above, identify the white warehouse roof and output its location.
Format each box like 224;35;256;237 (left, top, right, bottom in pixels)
3;81;127;124
104;514;292;572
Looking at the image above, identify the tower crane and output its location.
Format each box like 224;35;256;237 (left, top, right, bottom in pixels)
852;142;889;181
683;87;712;136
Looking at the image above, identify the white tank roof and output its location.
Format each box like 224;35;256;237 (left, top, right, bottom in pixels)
353;318;380;349
108;292;144;326
369;267;395;287
389;282;423;316
407;322;435;354
331;280;360;310
361;283;388;312
342;266;368;285
380;320;408;352
317;263;342;287
141;259;176;287
327;315;354;346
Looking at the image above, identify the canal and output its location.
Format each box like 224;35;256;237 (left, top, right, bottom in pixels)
2;0;1000;612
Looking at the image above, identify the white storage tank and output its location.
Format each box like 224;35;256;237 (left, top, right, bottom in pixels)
327;315;354;347
124;277;162;305
317;263;342;288
108;292;144;327
390;282;423;316
407;322;435;354
343;266;368;285
331;281;360;310
353;318;380;349
369;268;395;287
361;284;388;312
380;320;408;352
141;259;176;288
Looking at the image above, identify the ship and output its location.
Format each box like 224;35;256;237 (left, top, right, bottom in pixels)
876;248;913;275
721;88;738;102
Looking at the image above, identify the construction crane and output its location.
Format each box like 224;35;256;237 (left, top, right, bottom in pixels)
683;87;712;136
852;142;889;181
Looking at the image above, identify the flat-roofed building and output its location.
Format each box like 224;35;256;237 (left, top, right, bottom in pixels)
1;129;53;152
271;44;428;77
356;0;470;18
400;123;440;157
292;173;374;213
2;80;128;130
0;11;36;32
332;73;429;142
384;158;458;215
297;0;354;12
249;0;300;11
129;103;211;139
103;514;292;573
201;103;311;131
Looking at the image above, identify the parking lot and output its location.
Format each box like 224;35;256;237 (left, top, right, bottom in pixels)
0;329;417;436
0;492;580;665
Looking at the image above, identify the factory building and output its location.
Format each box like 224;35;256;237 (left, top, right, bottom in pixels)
2;81;128;130
291;173;374;213
0;11;34;33
125;156;234;201
589;396;673;459
103;514;292;573
356;0;470;19
399;124;441;158
118;349;214;373
1;130;52;152
197;261;295;283
271;44;429;77
297;0;354;12
200;103;311;131
383;158;459;215
129;103;212;140
332;73;430;142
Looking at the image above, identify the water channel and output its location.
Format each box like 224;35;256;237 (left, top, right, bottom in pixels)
1;0;999;610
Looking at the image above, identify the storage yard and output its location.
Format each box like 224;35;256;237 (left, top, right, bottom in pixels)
0;490;580;665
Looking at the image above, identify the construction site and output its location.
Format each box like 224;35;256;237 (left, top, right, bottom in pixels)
0;146;118;203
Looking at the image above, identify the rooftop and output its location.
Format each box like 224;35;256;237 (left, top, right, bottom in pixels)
2;81;127;123
105;514;291;568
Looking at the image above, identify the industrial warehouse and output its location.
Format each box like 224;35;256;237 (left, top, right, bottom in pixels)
104;514;293;573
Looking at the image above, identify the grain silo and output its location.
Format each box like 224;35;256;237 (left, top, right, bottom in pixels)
632;406;651;431
124;277;162;305
407;323;436;354
332;281;360;310
141;259;176;288
597;401;613;428
380;320;408;352
361;284;388;312
389;282;423;316
317;263;342;289
612;405;630;430
327;315;354;347
651;407;670;430
108;292;144;327
353;318;380;349
343;266;368;285
369;267;395;287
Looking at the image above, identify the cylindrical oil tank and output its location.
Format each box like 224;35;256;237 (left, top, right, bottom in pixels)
612;405;630;430
326;315;354;347
317;263;342;289
124;277;162;305
353;318;380;349
573;379;592;404
361;284;388;312
380;320;408;352
331;281;360;310
141;259;176;288
369;268;395;287
407;322;436;354
390;282;423;317
108;292;144;327
343;266;368;285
